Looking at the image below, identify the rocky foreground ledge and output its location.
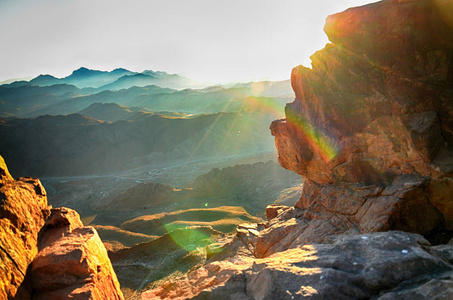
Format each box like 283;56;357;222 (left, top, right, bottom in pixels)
143;0;453;298
0;155;123;299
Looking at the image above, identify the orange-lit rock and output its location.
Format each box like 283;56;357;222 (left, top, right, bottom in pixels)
0;155;13;185
0;155;50;299
270;0;453;243
31;207;124;300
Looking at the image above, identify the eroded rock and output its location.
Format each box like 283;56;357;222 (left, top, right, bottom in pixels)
32;207;124;300
0;156;50;299
143;231;453;299
270;0;453;244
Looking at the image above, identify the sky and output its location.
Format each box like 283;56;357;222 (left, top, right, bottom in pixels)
0;0;377;84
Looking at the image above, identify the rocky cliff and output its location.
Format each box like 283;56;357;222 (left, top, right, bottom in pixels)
143;0;453;298
269;0;453;245
0;156;123;299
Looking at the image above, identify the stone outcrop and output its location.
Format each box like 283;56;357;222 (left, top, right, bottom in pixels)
32;207;124;300
0;155;124;299
0;157;50;299
143;0;453;298
142;231;453;299
269;0;453;244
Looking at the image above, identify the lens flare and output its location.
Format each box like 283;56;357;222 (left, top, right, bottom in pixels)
434;0;453;30
243;96;285;118
286;107;340;161
251;82;265;96
164;225;216;252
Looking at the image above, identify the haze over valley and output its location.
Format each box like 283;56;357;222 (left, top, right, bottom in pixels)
0;67;300;233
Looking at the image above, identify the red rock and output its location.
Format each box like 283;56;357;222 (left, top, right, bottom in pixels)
265;204;291;220
0;155;50;299
270;0;453;244
32;207;124;300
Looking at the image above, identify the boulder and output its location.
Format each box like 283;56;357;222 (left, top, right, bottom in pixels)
31;207;124;300
0;155;50;299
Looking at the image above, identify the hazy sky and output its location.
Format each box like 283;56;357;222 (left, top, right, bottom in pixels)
0;0;376;83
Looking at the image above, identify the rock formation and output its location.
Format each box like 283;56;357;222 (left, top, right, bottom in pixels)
143;231;453;299
143;0;453;298
0;155;124;299
0;156;50;299
32;207;124;300
269;0;453;245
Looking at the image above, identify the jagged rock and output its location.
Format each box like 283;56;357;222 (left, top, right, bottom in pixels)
265;204;292;220
0;155;13;185
270;0;453;244
0;155;50;299
31;207;124;300
142;231;453;299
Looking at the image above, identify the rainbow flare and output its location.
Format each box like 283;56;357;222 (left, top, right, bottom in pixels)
286;107;340;162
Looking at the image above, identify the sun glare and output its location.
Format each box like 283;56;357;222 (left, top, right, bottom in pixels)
286;106;340;162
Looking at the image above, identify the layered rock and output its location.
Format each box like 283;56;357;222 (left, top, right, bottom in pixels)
143;231;453;299
32;207;124;300
270;0;453;245
0;156;50;299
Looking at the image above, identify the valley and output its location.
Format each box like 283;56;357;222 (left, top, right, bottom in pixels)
0;68;302;297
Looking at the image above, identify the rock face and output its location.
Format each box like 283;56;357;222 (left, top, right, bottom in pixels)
0;157;50;299
142;231;453;299
270;0;453;244
0;155;124;299
32;207;124;300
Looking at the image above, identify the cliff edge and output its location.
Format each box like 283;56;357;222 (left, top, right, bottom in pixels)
269;0;453;246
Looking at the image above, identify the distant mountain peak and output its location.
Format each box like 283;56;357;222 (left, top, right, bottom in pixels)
35;74;57;79
112;68;131;73
29;74;60;86
70;67;103;77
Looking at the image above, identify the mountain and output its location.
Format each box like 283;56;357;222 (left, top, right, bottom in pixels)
99;71;204;91
23;67;206;90
1;83;290;119
0;76;33;85
0;83;90;117
65;67;136;88
28;67;136;89
0;69;292;118
29;74;61;86
0;111;277;177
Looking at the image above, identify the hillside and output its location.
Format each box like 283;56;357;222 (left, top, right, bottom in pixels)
0;111;277;177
